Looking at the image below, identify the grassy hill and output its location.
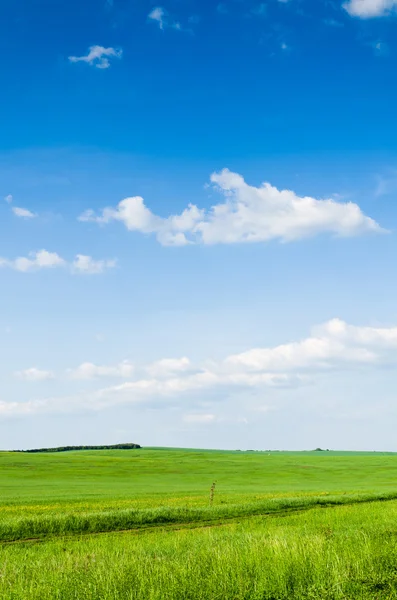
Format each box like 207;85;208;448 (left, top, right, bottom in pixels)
1;447;397;506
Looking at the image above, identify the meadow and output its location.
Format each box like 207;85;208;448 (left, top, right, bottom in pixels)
2;448;397;598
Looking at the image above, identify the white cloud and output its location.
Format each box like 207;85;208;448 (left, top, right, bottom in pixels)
71;255;116;274
4;196;37;218
15;368;54;382
0;375;286;417
148;6;183;31
0;250;115;274
148;6;167;28
146;357;191;378
343;0;397;17
0;250;66;273
6;319;397;418
105;370;222;396
69;360;135;380
225;318;397;373
79;198;204;246
12;207;36;219
69;45;122;69
79;169;383;246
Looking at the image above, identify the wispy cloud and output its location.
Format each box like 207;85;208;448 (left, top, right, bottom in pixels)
12;207;36;219
3;195;36;218
7;318;397;417
375;171;397;197
148;6;167;29
71;255;117;274
148;6;183;30
371;40;389;56
69;45;122;69
68;360;135;380
15;368;55;382
146;357;191;378
0;250;116;274
79;169;384;246
66;357;190;381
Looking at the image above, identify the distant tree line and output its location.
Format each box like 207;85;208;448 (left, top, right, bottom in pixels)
14;443;141;453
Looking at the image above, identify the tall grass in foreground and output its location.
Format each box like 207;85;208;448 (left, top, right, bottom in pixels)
2;501;397;599
1;489;397;541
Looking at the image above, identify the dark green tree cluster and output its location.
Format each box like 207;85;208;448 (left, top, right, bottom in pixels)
14;443;141;453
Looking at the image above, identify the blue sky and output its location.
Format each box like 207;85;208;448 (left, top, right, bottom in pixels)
1;0;397;450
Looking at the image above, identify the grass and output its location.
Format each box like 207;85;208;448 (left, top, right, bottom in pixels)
3;447;397;505
2;490;397;542
3;500;397;599
2;447;397;598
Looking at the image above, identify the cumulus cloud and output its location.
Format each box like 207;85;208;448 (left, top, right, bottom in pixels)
0;250;66;272
79;169;383;246
69;45;122;69
69;360;135;380
12;207;36;219
0;250;115;274
343;0;397;17
4;194;13;204
15;368;54;382
225;318;397;373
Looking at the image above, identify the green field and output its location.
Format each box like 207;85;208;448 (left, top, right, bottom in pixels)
2;447;397;598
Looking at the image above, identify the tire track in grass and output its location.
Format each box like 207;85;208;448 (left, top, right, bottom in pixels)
2;492;397;546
